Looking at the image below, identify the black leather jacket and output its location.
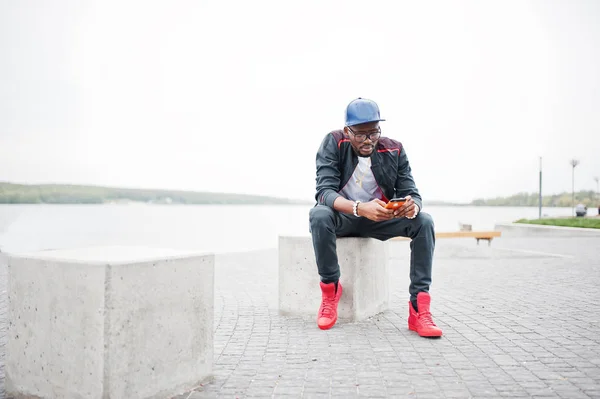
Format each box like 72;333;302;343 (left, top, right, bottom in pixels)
314;129;423;211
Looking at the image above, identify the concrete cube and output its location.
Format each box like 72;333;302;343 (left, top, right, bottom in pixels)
6;246;214;399
278;236;390;321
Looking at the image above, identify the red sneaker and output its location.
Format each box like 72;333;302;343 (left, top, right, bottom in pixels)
317;282;342;330
408;292;443;337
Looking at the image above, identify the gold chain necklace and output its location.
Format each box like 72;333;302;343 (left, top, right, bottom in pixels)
355;158;372;188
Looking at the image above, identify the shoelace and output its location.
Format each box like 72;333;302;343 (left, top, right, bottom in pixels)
419;311;437;327
319;297;335;318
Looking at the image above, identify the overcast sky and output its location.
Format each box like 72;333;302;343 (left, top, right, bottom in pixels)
1;0;599;203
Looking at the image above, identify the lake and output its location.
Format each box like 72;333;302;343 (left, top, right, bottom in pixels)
0;204;583;254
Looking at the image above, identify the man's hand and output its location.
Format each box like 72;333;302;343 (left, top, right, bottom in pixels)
357;199;393;222
392;195;419;219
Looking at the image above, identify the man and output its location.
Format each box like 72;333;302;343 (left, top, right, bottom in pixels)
309;97;442;337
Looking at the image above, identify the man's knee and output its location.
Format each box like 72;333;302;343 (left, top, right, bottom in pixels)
416;212;434;229
309;205;335;228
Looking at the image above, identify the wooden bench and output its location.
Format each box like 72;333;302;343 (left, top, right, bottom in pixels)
392;230;502;245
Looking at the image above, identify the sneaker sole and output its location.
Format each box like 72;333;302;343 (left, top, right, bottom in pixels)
408;324;442;337
318;316;337;330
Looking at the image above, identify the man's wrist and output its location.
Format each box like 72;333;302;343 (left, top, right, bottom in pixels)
353;200;361;217
333;196;358;215
407;204;419;219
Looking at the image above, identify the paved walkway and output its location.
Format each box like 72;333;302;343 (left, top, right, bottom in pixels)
1;235;599;398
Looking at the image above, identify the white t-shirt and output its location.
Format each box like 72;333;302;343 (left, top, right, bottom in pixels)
339;156;384;202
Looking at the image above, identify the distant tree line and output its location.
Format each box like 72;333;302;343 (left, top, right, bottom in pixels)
0;182;310;205
3;182;597;207
471;190;599;207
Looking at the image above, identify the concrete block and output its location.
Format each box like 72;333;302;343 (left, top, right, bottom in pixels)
6;246;214;399
278;236;389;321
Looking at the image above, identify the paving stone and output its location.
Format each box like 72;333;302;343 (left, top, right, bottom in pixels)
1;237;599;398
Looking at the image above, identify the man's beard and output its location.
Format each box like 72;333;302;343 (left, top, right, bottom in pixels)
353;143;375;157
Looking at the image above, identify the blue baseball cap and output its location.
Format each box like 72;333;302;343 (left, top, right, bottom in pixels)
345;97;386;126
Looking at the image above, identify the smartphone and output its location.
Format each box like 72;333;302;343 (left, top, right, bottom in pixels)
384;197;407;209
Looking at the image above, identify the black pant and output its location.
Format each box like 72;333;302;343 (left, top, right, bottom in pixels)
309;205;435;303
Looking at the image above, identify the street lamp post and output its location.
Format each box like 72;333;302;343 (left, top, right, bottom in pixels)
538;157;542;219
595;176;599;209
570;159;579;216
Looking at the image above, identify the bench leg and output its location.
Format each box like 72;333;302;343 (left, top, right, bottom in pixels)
476;238;493;246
